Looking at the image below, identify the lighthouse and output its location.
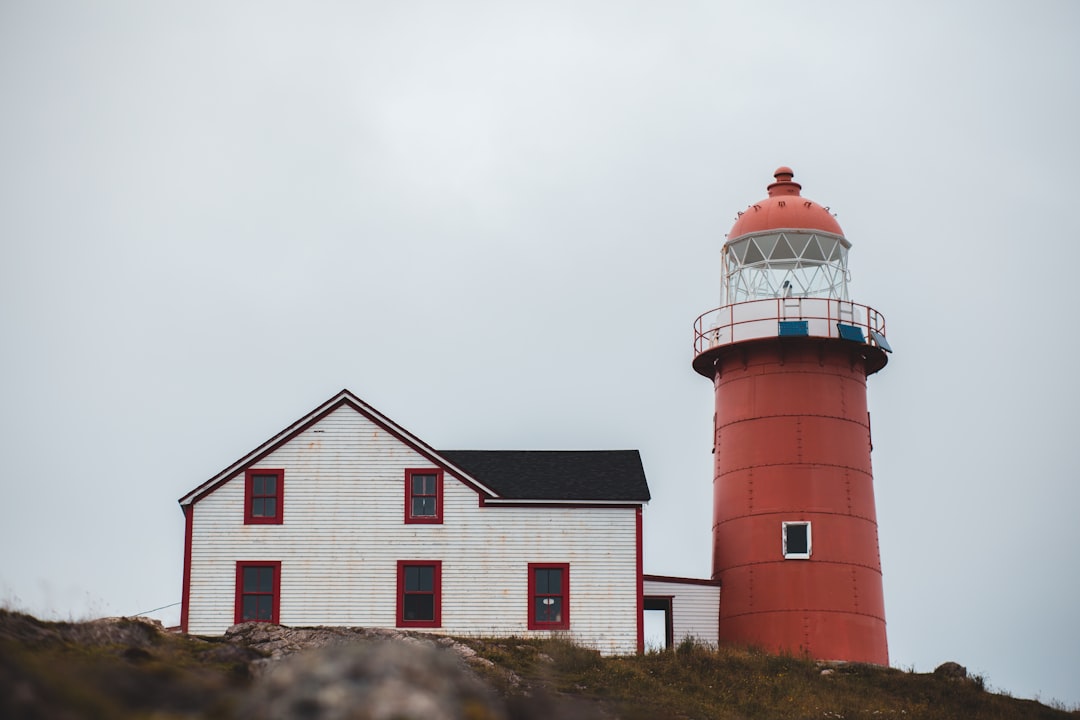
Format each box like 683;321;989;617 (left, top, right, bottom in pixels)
693;167;891;664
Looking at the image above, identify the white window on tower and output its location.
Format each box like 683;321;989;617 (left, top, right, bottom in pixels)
782;522;812;559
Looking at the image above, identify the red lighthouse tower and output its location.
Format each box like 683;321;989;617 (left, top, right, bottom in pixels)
693;168;891;664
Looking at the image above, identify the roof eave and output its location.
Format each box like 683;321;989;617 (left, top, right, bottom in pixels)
481;498;648;506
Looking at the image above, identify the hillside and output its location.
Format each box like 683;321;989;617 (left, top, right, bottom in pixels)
0;610;1073;719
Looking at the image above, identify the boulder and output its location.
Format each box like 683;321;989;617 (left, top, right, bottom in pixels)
933;661;968;681
241;638;506;720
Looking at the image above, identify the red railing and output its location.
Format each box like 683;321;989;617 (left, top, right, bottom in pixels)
693;297;887;357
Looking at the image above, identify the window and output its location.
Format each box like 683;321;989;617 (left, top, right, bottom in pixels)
404;468;443;524
396;561;442;628
245;469;283;525
783;522;812;559
528;563;569;630
234;561;281;624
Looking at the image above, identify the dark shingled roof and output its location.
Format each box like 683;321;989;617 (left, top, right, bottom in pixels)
437;450;651;502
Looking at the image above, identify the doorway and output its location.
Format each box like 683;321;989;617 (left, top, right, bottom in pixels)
643;596;673;651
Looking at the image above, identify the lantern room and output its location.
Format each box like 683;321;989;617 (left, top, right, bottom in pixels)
722;167;850;305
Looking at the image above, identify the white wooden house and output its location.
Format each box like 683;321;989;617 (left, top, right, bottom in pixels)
178;389;654;655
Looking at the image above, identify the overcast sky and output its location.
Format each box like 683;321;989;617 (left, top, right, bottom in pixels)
2;0;1079;707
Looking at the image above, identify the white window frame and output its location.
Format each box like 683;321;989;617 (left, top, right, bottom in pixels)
782;521;812;559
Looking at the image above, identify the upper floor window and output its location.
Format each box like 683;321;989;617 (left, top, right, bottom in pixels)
234;560;281;624
528;563;569;630
245;469;284;525
396;560;442;628
404;468;443;524
782;521;812;559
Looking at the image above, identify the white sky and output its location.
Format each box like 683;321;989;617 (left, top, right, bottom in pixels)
2;0;1078;707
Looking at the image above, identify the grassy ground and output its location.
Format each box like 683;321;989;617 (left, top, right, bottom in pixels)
1;610;1075;719
462;636;1078;720
0;610;255;719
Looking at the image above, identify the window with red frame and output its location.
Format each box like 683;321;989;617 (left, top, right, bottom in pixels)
396;560;441;628
245;469;283;525
404;469;443;524
234;561;280;624
528;563;569;630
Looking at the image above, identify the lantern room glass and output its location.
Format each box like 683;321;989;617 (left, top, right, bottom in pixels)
721;231;851;305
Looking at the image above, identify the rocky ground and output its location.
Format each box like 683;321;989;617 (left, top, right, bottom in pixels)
1;610;1075;719
0;611;602;719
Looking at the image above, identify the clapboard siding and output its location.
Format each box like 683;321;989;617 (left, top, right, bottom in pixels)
188;406;639;655
643;578;720;646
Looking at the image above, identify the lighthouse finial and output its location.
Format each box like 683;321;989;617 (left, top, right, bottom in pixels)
767;166;801;197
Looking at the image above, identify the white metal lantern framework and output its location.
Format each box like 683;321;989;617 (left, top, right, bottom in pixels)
721;229;851;306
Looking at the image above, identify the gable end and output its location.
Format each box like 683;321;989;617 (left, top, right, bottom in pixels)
177;390;499;508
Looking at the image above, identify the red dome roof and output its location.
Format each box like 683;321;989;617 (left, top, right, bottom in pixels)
728;167;844;239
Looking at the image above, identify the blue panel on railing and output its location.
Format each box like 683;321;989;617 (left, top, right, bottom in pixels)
870;330;892;353
836;323;866;343
778;320;809;337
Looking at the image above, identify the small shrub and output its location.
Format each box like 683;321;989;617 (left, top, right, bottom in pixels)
676;634;704;656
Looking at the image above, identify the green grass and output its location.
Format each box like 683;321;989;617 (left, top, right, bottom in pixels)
460;636;1079;720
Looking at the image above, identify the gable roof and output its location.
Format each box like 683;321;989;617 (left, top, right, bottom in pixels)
178;389;498;507
438;450;650;502
178;389;650;508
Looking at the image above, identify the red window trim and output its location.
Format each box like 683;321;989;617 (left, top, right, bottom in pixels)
396;560;442;628
234;560;281;625
404;468;443;525
528;562;570;631
244;469;284;525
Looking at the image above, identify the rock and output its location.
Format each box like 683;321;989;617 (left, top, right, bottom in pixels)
241;638;506;720
196;638;267;672
0;610;165;650
451;644;477;659
75;616;165;647
933;661;968;680
225;623;390;660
